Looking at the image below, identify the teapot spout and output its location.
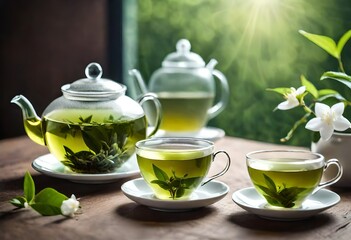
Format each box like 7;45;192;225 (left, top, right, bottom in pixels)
11;95;45;146
128;69;148;98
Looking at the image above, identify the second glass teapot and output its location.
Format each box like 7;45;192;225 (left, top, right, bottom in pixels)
129;39;229;135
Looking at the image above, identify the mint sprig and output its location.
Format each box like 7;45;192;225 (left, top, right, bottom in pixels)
10;171;78;216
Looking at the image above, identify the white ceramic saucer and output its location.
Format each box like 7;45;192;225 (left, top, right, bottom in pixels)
121;178;229;212
154;126;225;141
32;153;140;184
232;187;340;221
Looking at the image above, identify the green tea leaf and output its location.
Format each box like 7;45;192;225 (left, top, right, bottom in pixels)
299;30;339;59
10;196;27;208
181;177;201;187
31;188;68;216
79;115;93;124
175;188;185;198
24;171;35;203
152;164;169;181
263;174;277;192
301;75;318;99
256;175;308;208
81;128;104;154
321;71;351;89
151;180;170;190
337;29;351;56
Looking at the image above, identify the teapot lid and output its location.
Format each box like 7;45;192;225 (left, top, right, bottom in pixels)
61;62;126;101
162;39;205;68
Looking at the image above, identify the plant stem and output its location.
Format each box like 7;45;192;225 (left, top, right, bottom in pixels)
338;58;346;73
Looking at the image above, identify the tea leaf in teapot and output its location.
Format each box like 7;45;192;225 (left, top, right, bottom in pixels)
79;115;93;124
81;125;110;154
256;174;307;208
150;164;201;199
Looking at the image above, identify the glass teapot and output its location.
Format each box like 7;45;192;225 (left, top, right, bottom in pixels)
11;62;161;174
129;39;229;135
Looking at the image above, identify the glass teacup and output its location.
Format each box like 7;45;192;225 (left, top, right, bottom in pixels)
246;150;342;209
135;138;231;200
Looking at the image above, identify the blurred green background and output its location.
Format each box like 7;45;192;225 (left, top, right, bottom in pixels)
131;0;351;146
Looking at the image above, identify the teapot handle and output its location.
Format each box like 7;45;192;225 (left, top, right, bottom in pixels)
207;69;229;120
138;93;162;138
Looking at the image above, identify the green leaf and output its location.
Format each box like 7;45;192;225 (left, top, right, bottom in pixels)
151;180;170;190
263;174;277;192
79;115;93;124
317;93;346;102
152;164;169;181
181;177;201;187
321;71;351;90
299;30;339;59
337;30;351;56
175;188;185;198
300;75;318;99
31;188;68;216
266;87;291;95
10;196;27;208
318;89;339;96
24;171;35;203
81;125;111;154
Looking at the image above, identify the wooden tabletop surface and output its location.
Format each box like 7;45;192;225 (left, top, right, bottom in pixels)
1;135;351;240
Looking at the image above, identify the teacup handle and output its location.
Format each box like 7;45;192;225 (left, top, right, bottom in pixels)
313;158;343;194
201;150;231;186
138;93;162;138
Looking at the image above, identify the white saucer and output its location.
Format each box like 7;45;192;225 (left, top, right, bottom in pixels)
121;178;229;212
32;153;140;184
232;187;340;221
154;127;225;141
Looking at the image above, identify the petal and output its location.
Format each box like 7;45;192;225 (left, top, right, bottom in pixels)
305;118;323;131
315;103;330;118
333;116;351;131
277;99;298;110
296;86;306;95
331;102;345;117
319;124;334;141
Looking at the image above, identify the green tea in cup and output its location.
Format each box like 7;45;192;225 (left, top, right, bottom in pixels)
136;138;231;200
246;150;342;209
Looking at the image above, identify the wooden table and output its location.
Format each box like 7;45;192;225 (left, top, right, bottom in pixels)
1;136;351;240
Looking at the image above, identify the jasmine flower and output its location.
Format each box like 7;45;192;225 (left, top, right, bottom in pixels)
306;102;351;140
61;194;80;217
277;86;306;110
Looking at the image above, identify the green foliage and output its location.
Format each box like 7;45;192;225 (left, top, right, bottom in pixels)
10;171;73;216
150;164;201;199
268;29;351;142
58;115;133;173
256;174;306;208
135;0;351;146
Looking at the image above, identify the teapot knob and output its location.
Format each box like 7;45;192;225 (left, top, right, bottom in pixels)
176;39;191;54
85;62;103;80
